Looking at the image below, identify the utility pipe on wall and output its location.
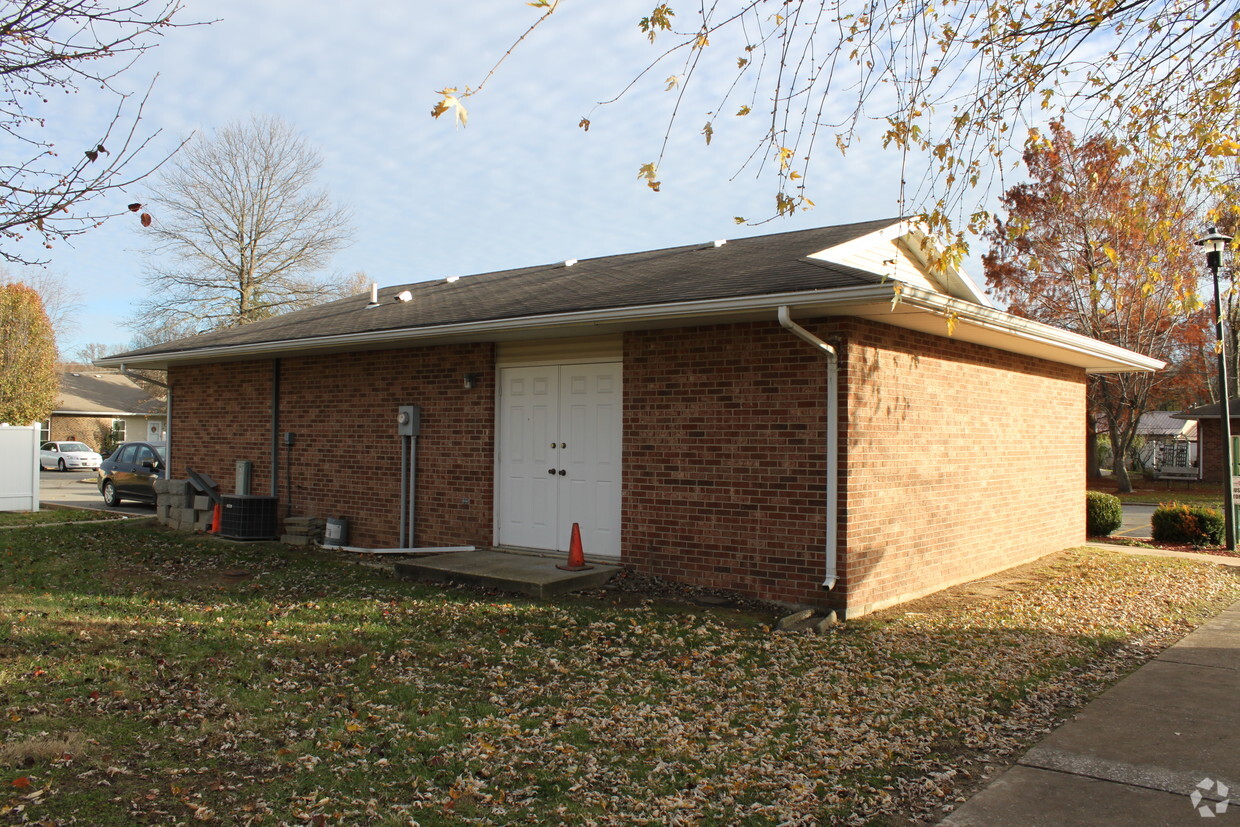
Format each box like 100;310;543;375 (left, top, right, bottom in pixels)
776;306;839;590
271;359;281;498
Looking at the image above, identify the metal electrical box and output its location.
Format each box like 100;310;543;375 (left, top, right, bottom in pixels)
235;460;252;496
397;405;421;436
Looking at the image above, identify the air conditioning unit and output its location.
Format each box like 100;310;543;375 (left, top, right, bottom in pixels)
219;495;278;540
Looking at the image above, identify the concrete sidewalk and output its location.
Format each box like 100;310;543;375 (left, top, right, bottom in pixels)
941;599;1240;825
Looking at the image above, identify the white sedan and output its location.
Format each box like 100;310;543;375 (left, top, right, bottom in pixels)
39;441;103;471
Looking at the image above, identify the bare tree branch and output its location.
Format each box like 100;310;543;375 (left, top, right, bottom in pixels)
0;1;201;264
132;115;353;332
440;0;1240;254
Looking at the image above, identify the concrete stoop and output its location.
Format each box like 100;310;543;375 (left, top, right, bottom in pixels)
394;550;620;600
777;608;839;634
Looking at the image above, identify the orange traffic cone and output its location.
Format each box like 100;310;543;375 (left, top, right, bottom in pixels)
209;503;222;535
556;522;593;571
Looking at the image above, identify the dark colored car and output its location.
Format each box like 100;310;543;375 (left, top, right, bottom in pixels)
97;441;166;506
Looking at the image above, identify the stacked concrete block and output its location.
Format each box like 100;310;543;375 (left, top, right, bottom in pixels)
281;516;326;546
154;478;218;533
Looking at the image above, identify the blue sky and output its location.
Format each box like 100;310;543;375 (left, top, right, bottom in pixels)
21;0;928;357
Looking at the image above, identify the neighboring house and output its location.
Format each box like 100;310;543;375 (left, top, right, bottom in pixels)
46;368;167;453
1096;410;1198;474
97;218;1159;617
1136;411;1198;473
1173;398;1240;483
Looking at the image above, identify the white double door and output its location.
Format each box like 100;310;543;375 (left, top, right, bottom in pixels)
498;363;622;559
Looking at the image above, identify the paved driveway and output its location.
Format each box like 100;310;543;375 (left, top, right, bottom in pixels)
38;469;154;517
1111;503;1154;540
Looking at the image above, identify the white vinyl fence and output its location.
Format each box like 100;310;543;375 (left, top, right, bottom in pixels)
0;423;39;511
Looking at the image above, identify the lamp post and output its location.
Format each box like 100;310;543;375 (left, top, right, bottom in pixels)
1197;227;1235;550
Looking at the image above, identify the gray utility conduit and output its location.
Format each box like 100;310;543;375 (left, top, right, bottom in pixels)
398;431;418;549
776;306;839;590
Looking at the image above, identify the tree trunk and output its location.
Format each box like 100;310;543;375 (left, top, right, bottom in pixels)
1109;423;1133;493
1087;429;1101;478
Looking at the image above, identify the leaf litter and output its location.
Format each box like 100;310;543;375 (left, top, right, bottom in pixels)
0;522;1237;824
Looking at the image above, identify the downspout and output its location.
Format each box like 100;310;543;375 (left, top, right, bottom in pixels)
271;359;281;497
777;306;839;590
121;365;171;480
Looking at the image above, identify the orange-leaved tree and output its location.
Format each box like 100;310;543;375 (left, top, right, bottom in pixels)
983;122;1203;493
0;282;57;425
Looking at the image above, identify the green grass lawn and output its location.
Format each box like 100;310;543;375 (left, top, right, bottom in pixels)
1110;490;1225;508
1;522;1237;824
1090;478;1224;508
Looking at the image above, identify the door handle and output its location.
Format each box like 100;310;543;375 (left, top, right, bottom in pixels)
548;468;556;475
558;469;566;476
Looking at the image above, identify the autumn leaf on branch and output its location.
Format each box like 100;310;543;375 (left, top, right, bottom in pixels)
638;4;674;42
431;89;469;128
637;162;661;192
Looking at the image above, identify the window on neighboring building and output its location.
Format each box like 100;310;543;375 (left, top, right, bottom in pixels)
111;419;126;442
39;420;50;443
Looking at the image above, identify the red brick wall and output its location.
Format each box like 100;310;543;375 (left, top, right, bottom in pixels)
623;319;1087;615
839;319;1085;615
169;344;495;548
169;318;1087;615
1194;419;1238;483
624;322;832;607
50;415;111;450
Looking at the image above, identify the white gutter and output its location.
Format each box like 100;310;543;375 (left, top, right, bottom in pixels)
94;285;898;367
51;410;159;416
121;365;171;480
888;286;1166;373
777;306;838;590
97;282;1161;375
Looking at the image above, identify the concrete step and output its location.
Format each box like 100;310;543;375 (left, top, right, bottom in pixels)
777;609;839;634
394;550;620;599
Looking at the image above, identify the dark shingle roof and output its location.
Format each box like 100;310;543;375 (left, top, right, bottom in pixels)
114;218;902;359
56;371;165;415
1173;398;1240;421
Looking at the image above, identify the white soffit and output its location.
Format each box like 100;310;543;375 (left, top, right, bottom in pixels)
806;220;996;308
840;287;1164;374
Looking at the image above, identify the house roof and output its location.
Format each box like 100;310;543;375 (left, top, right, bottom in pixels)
1133;410;1197;437
1173;398;1240;421
55;371;165;416
97;218;1163;375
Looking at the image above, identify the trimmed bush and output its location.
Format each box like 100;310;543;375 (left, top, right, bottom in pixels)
1086;491;1122;536
1151;502;1225;546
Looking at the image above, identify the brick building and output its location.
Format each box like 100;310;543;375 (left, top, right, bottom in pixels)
47;369;166;452
99;219;1160;617
1172;399;1240;483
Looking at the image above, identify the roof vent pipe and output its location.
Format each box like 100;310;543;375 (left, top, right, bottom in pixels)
366;283;380;308
395;290;413;303
777;306;838;591
564;259;578;268
714;239;727;247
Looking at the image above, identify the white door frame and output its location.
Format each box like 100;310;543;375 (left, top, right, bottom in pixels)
496;361;622;559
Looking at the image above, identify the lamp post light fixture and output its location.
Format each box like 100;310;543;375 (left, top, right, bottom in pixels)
1197;226;1235;550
